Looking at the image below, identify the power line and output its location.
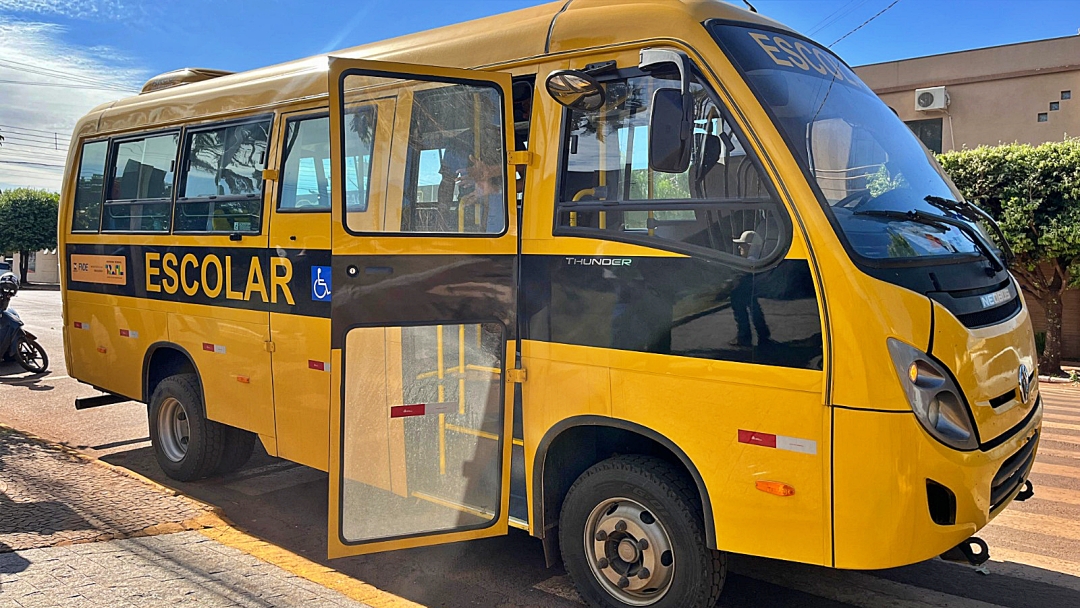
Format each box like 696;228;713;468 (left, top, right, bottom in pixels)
808;0;870;36
0;78;133;92
0;123;67;136
829;0;903;48
0;159;64;168
0;133;69;149
0;143;69;155
0;57;137;93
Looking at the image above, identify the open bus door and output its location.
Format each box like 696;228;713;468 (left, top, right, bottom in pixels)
326;57;519;557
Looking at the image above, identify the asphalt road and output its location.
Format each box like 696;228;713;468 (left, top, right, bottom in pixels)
3;289;1080;607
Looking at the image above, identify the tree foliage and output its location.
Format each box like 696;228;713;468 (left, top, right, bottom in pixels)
938;139;1080;373
0;188;60;283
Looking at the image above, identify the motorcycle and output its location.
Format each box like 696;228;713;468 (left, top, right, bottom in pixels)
0;273;49;374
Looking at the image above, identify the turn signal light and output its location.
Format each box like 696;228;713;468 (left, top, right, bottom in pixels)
235;375;250;384
755;481;795;497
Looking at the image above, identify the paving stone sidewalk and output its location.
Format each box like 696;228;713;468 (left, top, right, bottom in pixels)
0;428;373;607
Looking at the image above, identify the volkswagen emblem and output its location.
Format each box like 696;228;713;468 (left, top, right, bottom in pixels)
1018;364;1031;404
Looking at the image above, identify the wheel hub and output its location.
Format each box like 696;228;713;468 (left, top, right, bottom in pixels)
157;397;190;463
584;498;675;606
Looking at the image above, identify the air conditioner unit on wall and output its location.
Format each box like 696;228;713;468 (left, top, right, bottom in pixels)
915;86;949;111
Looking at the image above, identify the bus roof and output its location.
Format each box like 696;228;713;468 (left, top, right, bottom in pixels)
75;0;788;138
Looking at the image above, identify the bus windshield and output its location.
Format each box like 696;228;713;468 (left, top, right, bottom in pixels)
710;23;992;262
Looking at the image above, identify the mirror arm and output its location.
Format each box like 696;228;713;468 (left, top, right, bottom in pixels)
640;48;695;145
639;48;692;97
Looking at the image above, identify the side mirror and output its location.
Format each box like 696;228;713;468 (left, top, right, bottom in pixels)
649;88;694;173
545;70;605;112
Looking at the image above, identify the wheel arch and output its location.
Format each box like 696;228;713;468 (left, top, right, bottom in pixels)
142;342;203;404
531;416;717;550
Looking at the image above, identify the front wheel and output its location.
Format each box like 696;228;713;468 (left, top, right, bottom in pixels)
559;456;726;608
148;373;224;481
16;338;48;373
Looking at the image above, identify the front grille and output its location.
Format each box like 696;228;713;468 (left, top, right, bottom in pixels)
990;430;1038;511
956;294;1022;329
989;388;1016;409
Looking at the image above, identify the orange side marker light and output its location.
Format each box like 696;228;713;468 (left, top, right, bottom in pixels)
755;481;795;497
96;346;107;354
235;375;250;384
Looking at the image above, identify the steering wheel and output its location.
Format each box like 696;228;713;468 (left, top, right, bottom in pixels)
834;189;874;210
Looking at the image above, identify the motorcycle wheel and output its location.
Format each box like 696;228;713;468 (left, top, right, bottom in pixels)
16;339;48;373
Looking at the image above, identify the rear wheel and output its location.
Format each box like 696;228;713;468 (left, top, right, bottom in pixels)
559;455;726;608
215;425;257;475
148;373;224;481
16;339;47;373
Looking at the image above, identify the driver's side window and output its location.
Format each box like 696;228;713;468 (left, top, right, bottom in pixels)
555;70;788;265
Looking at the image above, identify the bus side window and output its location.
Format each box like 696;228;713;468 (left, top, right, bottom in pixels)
555;72;789;267
401;84;506;234
102;132;179;233
174;119;272;234
279;115;333;213
71;140;108;232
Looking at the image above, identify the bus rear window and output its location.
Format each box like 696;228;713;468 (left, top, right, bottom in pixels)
71;140;107;232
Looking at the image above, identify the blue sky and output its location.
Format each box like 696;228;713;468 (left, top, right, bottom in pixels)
3;0;1080;191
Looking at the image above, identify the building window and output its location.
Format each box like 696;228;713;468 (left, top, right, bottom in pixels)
1050;102;1060;111
1062;91;1072;100
904;118;943;154
1038;113;1048;123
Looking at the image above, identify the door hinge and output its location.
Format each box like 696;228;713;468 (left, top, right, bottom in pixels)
264;340;276;353
508;151;532;167
507;368;527;383
262;169;280;181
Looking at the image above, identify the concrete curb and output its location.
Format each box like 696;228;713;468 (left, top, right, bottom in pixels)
0;422;421;608
1039;375;1079;385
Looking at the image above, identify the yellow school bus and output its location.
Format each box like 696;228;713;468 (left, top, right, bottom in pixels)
59;1;1042;606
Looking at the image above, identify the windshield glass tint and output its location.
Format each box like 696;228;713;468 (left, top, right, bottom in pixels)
711;24;981;260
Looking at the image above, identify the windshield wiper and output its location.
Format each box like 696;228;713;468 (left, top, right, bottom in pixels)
924;195;1014;264
854;208;1005;273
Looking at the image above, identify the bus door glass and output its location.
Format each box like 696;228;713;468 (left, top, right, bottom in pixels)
327;58;519;556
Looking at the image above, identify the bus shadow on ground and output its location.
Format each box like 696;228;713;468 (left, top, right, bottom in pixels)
100;444;1080;608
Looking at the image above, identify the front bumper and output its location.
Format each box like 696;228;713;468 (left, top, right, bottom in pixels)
831;396;1042;569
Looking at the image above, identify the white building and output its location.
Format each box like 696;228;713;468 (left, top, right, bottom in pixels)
11;249;59;284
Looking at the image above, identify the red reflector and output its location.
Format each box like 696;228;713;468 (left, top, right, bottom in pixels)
202;343;214;352
390;404;425;418
308;360;326;371
738;430;777;448
756;481;795;497
74;321;84;329
119;329;130;337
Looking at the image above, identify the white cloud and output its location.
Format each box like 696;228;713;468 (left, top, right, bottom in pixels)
0;18;147;191
0;1;152;23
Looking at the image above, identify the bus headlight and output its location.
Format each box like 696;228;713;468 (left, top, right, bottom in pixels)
886;338;979;451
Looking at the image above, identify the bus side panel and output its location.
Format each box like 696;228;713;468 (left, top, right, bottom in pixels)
271;312;332;471
168;310;276;438
609;365;827;565
65;292;167;400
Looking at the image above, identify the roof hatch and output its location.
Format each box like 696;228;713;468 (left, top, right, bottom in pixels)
141;68;233;94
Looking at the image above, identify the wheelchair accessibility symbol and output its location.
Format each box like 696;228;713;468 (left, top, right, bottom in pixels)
311;266;332;302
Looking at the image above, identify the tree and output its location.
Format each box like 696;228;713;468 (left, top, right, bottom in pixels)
0;188;60;285
939;140;1080;376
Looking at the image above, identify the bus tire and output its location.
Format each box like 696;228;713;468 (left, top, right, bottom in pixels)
559;455;726;608
215;426;257;475
148;373;224;482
